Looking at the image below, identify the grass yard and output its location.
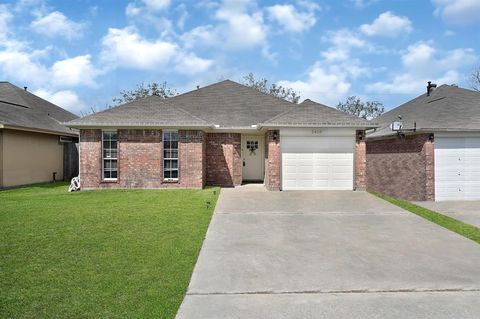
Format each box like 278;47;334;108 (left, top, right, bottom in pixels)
0;183;219;319
371;192;480;245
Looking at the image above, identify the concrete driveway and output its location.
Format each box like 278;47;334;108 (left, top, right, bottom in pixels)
414;200;480;228
176;186;480;319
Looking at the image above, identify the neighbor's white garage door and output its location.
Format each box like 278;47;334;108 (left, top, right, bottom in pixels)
282;132;355;190
435;137;480;201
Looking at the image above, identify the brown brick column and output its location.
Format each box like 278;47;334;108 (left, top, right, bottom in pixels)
178;130;205;188
205;133;242;186
355;130;367;190
265;130;281;190
424;134;435;201
79;129;102;189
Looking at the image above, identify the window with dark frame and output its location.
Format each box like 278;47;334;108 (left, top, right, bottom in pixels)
102;131;118;180
163;131;179;180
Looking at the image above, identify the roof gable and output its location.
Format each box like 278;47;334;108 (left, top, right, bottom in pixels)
0;82;78;135
261;99;376;128
369;85;480;138
67;95;212;127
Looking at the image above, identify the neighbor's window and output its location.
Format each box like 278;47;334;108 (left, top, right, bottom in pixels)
163;131;179;180
102;131;118;180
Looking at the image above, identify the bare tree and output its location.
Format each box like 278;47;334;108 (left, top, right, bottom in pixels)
336;96;384;120
470;66;480;92
112;81;178;105
243;73;301;103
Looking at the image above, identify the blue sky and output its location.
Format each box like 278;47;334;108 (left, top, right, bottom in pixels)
1;0;479;114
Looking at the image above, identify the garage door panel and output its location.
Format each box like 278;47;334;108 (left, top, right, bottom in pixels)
282;134;354;190
435;137;480;201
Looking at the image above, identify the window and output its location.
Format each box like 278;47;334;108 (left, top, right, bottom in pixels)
163;131;179;180
102;131;118;180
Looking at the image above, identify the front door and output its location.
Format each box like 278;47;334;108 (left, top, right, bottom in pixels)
242;135;264;181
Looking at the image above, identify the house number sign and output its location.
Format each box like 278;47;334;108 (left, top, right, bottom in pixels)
311;129;322;135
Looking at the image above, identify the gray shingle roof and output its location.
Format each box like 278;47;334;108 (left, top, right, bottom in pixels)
260;99;376;128
66;80;373;130
67;95;212;127
0;82;78;135
368;85;480;138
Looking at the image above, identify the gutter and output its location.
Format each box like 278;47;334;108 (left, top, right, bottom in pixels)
257;123;379;130
0;124;78;137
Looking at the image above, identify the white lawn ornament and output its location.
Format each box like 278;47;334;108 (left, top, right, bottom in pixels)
68;177;81;192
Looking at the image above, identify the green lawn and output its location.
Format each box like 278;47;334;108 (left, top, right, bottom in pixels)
371;192;480;245
0;183;219;319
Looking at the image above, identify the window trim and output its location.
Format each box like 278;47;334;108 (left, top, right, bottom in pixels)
163;130;179;182
102;130;118;181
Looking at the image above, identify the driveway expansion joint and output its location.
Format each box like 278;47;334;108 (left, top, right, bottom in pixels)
187;288;480;296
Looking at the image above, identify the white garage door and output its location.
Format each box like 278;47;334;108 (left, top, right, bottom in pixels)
435;137;480;201
282;134;354;190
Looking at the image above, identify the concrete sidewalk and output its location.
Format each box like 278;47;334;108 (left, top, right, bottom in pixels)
176;188;480;318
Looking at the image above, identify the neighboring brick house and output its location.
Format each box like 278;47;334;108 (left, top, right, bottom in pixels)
66;80;374;191
366;84;480;201
0;82;79;188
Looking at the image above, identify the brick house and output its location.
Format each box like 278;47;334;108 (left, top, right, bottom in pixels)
366;84;480;201
66;80;374;191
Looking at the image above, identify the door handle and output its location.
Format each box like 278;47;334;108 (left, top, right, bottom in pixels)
243;160;245;167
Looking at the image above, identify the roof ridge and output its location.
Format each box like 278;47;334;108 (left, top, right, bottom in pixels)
174;106;213;125
167;79;297;107
260;107;296;124
74;95;166;122
302;99;374;122
163;79;232;101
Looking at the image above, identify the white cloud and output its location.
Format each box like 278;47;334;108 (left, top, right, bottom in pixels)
180;0;273;61
175;53;213;75
142;0;170;11
324;29;369;49
181;25;218;48
267;2;319;33
349;0;380;8
0;44;50;86
433;0;480;25
366;42;477;94
34;89;88;114
0;38;100;89
176;3;189;29
31;11;84;39
100;27;213;74
0;4;13;40
278;62;351;105
360;11;412;37
321;48;350;62
125;3;142;16
101;27;178;69
51;55;98;87
215;0;267;48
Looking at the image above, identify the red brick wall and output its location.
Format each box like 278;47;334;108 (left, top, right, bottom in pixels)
79;129;102;188
178;130;205;188
79;129;205;189
366;134;434;201
118;129;162;188
355;130;367;190
265;130;281;190
205;133;242;186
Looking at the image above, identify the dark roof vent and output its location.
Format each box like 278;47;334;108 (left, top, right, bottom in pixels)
427;81;437;96
24;86;28;91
